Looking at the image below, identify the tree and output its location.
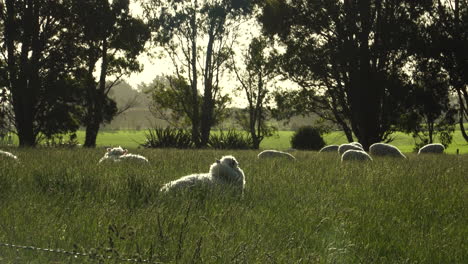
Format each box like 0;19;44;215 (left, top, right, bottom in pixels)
401;58;457;149
68;0;150;147
430;0;468;142
142;0;253;147
230;36;277;149
0;0;84;146
258;0;429;149
144;75;230;130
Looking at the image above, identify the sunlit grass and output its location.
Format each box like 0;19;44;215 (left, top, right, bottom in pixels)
0;148;466;263
3;128;468;153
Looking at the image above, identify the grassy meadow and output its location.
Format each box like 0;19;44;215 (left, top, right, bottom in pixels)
69;129;468;154
0;148;467;263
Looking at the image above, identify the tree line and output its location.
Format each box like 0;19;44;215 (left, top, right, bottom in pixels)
0;0;467;150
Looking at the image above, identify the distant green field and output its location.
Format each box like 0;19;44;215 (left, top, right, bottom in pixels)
2;129;468;154
70;130;468;154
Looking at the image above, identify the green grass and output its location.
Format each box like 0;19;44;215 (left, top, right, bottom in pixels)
0;148;467;263
71;129;468;154
3;129;468;154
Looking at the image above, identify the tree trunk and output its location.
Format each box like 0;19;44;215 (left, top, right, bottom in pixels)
200;24;216;147
84;119;100;147
6;0;38;147
84;38;109;148
353;0;382;150
190;0;201;147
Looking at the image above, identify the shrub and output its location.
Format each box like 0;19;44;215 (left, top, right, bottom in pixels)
208;129;253;149
43;133;80;148
141;127;193;149
290;125;325;150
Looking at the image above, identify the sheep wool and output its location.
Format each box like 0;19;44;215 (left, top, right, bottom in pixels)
418;143;445;154
341;149;373;162
350;142;363;148
338;143;363;155
0;150;18;160
98;146;148;163
160;155;245;193
369;143;406;159
257;150;296;160
319;145;339;153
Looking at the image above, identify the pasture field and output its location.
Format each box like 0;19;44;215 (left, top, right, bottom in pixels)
69;130;468;154
0;148;467;263
3;129;468;153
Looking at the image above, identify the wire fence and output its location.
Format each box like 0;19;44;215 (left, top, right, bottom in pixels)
0;242;157;263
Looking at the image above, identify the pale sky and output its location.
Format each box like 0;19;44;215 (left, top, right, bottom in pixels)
123;1;295;108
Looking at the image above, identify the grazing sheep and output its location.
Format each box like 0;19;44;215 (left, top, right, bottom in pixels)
98;146;148;163
341;149;373;162
350;142;363;148
257;150;296;160
319;145;339;153
160;155;245;194
338;143;363;155
0;150;18;161
418;143;445;154
369;143;406;159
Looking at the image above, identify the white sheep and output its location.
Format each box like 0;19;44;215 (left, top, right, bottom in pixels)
418;143;445;154
257;150;296;160
369;143;406;159
0;150;18;161
319;145;339;153
160;155;245;194
98;146;148;164
350;142;363;148
341;149;373;162
338;143;363;155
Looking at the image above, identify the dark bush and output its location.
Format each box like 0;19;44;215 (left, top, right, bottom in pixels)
290;126;325;150
141;127;193;149
208;129;253;149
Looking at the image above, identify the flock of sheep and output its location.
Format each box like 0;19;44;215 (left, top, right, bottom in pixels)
0;142;447;195
318;142;445;162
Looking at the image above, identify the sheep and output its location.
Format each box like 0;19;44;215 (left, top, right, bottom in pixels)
0;150;18;161
319;145;339;153
350;142;363;148
160;155;245;194
369;143;406;159
338;143;363;155
341;149;373;162
98;146;148;164
257;150;296;160
418;143;445;154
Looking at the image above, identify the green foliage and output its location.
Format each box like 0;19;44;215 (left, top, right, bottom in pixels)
0;149;467;263
290;126;325;150
260;0;431;147
399;59;457;150
208;129;253;149
141;127;193;149
230;36;278;149
43;133;80;148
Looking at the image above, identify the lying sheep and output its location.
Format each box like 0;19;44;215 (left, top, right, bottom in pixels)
338;143;363;155
319;145;339;153
369;143;406;159
98;146;148;163
418;143;445;154
160;155;245;194
341;149;373;162
0;150;18;161
257;150;296;160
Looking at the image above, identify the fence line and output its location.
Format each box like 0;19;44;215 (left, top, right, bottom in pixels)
0;242;156;263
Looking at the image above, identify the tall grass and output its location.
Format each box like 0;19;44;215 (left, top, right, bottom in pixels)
0;148;467;263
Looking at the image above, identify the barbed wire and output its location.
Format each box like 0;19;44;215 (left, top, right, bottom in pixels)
0;242;157;263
